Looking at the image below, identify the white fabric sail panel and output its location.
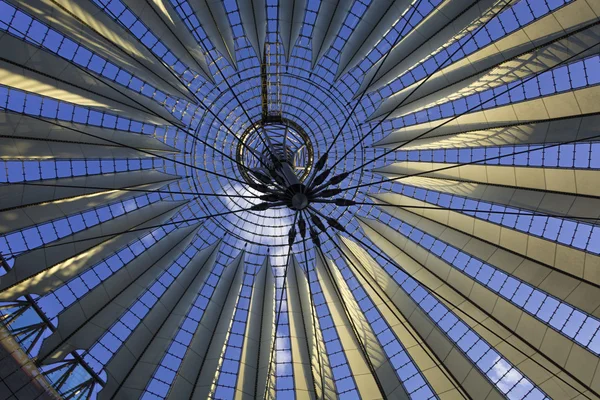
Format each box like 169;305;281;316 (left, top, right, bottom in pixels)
335;0;412;80
119;0;212;82
314;251;385;399
110;240;221;399
357;216;600;399
0;57;178;127
100;239;221;399
0;31;184;126
167;252;244;399
279;0;307;61
318;248;410;399
192;253;245;399
234;257;274;400
0;170;179;212
382;115;600;151
370;5;600;120
311;0;353;67
287;256;323;400
0;200;189;300
37;222;202;365
368;192;600;318
0;175;179;234
189;0;238;68
375;158;600;196
378;175;600;229
146;0;213;82
342;223;503;399
8;0;195;102
238;0;266;63
0;112;178;153
369;191;600;286
338;237;468;399
357;0;517;95
371;84;600;146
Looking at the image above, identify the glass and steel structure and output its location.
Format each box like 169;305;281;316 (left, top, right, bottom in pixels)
0;0;599;399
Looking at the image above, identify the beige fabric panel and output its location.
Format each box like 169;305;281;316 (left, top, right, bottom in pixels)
320;248;410;398
278;0;307;62
336;0;412;79
113;242;221;399
0;31;182;126
369;188;600;316
311;0;353;67
146;0;212;81
371;0;600;120
0;170;178;212
376;158;600;197
234;259;275;400
314;252;385;399
188;0;237;68
287;256;321;400
357;217;600;398
0;200;188;301
238;0;267;64
8;0;194;102
119;0;210;80
0;179;177;235
38;223;200;365
0;111;177;152
0;137;164;160
356;0;484;95
192;256;245;399
0;58;174;127
338;237;468;399
361;221;598;399
374;85;600;147
340;229;501;399
167;253;243;399
392;114;600;151
372;192;600;286
390;176;600;227
97;225;208;400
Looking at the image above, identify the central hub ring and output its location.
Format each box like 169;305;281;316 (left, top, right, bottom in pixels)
237;117;314;186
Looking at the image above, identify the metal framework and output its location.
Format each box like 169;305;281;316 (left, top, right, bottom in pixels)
0;0;599;399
